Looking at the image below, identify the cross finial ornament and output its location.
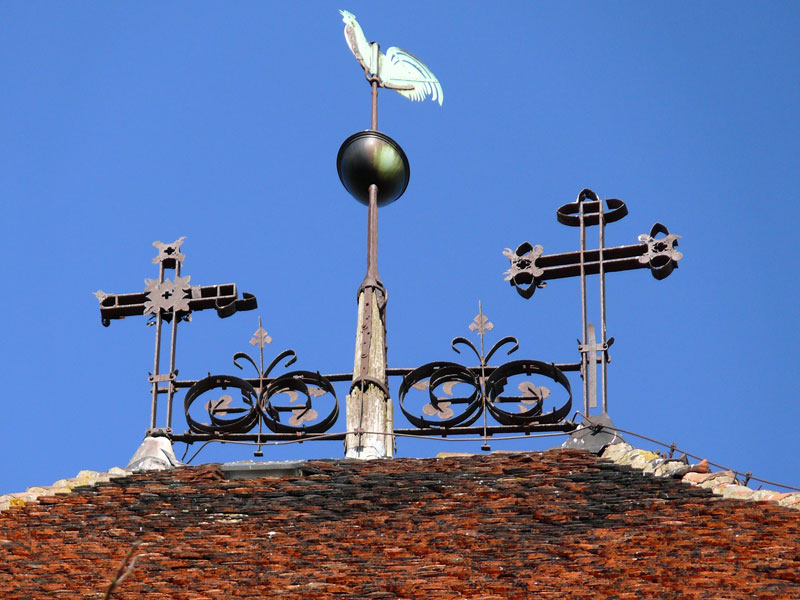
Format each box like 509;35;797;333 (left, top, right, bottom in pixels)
504;189;683;416
96;238;256;433
152;237;186;266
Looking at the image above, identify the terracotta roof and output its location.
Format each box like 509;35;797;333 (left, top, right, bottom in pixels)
1;449;799;599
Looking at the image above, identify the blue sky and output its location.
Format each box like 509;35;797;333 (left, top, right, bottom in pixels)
2;2;798;494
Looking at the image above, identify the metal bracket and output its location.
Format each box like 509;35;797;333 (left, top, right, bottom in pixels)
562;413;624;454
350;375;390;398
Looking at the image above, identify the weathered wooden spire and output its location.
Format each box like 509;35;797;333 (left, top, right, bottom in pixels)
345;189;393;458
337;129;408;459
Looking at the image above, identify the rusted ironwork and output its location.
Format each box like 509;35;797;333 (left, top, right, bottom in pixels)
176;321;339;450
182;336;340;438
165;309;577;450
89;199;578;458
395;304;574;448
504;188;683;416
94;207;674;455
95;238;257;432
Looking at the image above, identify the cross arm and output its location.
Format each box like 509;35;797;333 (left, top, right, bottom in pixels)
504;223;682;299
95;283;257;326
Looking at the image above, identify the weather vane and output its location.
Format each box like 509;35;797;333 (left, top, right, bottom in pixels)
337;9;443;459
339;9;442;131
95;13;685;466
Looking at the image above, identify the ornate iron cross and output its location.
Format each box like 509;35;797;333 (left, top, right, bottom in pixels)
95;237;257;433
504;188;683;416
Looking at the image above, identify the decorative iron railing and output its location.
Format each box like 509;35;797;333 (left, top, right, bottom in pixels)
97;187;682;456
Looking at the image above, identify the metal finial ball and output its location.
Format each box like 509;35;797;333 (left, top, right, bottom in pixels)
337;130;410;207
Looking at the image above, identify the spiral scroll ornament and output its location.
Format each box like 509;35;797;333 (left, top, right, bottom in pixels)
183;323;339;436
398;305;572;430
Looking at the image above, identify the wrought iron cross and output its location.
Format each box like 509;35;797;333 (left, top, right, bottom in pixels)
95;237;257;433
504;189;683;416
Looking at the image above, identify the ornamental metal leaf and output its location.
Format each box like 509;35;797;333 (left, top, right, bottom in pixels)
638;224;683;265
152;237;186;265
637;223;683;281
469;313;494;336
413;375;488;393
250;326;272;349
518;382;550;413
503;243;544;283
282;386;326;404
289;407;319;427
519;381;550;403
207;395;234;417
423;401;454;420
144;275;192;315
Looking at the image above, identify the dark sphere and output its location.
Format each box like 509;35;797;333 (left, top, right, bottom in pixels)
337;130;410;206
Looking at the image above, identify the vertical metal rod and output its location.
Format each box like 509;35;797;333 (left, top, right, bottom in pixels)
478;301;489;449
257;316;265;380
370;42;379;131
367;184;379;279
150;262;165;430
255;315;265;457
371;80;378;131
477;301;486;359
598;198;608;414
255;408;264;457
578;198;589;416
165;260;181;430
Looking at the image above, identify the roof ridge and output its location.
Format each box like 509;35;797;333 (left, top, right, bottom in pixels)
601;442;800;510
4;444;799;514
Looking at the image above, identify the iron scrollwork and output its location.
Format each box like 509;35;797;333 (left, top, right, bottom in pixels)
397;305;572;430
486;359;572;426
183;324;339;436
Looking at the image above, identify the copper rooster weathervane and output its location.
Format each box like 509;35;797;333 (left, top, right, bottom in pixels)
340;9;443;130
